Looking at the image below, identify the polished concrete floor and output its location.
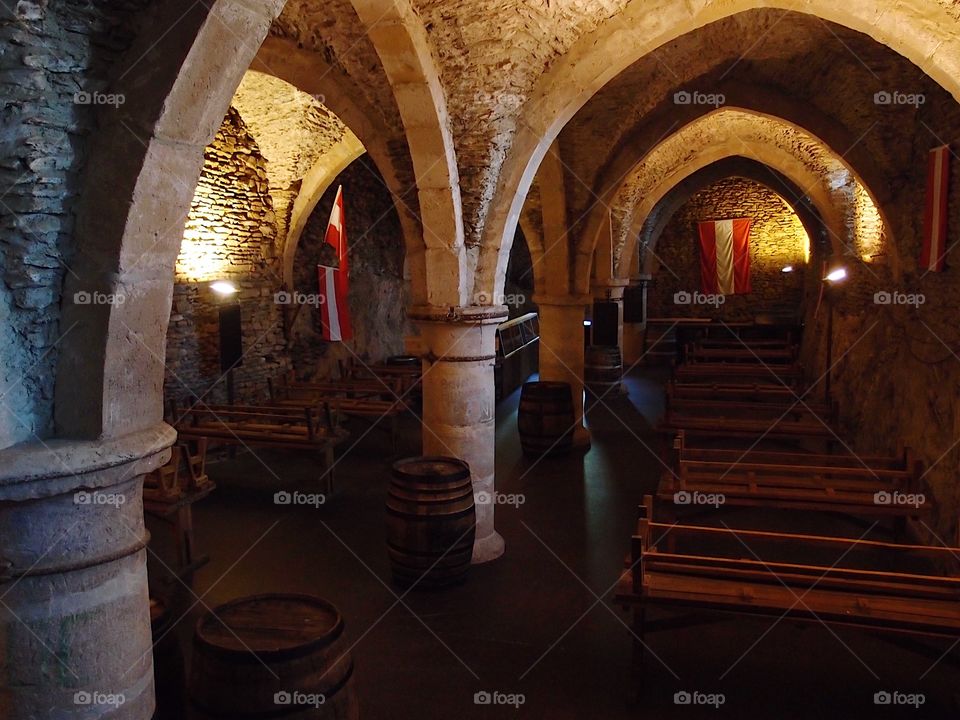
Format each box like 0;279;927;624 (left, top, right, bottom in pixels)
149;370;959;719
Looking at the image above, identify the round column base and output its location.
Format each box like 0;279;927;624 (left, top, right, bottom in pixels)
471;530;505;564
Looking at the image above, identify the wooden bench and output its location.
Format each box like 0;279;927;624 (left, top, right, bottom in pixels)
171;402;348;495
268;372;403;401
667;381;807;404
684;346;798;364
673;361;802;385
267;384;407;452
659;409;837;448
341;358;422;398
144;438;215;579
615;496;960;682
665;394;837;426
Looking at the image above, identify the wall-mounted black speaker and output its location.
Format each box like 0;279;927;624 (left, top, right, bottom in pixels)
623;285;646;324
218;304;244;372
591;301;619;346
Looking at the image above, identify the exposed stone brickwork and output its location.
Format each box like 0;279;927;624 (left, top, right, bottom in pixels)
165;108;290;408
0;0;149;448
289;155;408;380
646;178;808;321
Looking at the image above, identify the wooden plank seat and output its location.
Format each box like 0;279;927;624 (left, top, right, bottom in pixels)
694;337;795;350
269;373;402;401
659;410;837;445
667;381;807;404
615;496;960;681
266;387;407;452
171;403;348;495
672;361;802;385
342;358;422;398
684;346;798;364
665;396;837;425
658;459;930;522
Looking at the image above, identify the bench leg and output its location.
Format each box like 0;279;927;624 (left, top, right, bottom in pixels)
629;606;646;705
321;446;335;498
175;505;195;573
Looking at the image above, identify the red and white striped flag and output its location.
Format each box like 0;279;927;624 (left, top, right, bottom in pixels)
698;219;752;295
921;145;950;273
318;186;353;341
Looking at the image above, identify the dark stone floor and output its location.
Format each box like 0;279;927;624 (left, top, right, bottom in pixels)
148;370;959;719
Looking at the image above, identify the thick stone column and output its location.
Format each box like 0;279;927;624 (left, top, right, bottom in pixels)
535;294;591;448
411;306;506;564
0;425;175;720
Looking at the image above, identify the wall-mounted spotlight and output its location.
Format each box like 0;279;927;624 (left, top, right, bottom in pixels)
781;266;794;273
823;267;848;284
583;320;593;327
210;280;238;296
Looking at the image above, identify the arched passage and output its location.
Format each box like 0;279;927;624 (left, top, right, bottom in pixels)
476;1;960;302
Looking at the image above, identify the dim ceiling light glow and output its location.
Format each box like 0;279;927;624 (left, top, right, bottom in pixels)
210;280;238;296
782;266;794;273
824;268;847;283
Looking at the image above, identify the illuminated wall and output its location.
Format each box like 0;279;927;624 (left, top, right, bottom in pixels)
646;177;809;321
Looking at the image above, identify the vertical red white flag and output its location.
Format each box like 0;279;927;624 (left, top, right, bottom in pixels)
921;145;950;273
698;219;752;295
318;186;353;341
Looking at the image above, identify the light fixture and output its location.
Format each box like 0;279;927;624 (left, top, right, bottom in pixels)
781;266;794;273
583;320;593;327
824;268;847;283
210;280;238;296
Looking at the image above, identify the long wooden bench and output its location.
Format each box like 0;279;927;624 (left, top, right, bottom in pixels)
665;395;837;426
673;361;802;385
267;383;407;452
659;409;837;448
268;373;403;401
615;496;960;680
341;358;422;398
667;381;807;404
171;402;349;495
684;346;798;364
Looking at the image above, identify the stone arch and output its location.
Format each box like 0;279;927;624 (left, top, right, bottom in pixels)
350;0;468;307
55;0;286;440
251;37;427;302
638;157;825;275
574;108;887;293
476;1;958;303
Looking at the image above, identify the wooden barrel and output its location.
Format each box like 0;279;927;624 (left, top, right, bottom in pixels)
386;457;476;589
385;355;419;367
189;594;359;719
585;345;623;397
151;597;187;720
517;382;574;457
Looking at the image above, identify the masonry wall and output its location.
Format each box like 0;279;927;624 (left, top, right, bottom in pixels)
0;0;150;448
164;109;290;408
288;155;408;380
646;177;808;321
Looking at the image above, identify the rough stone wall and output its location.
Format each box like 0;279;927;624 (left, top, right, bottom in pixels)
0;0;150;448
231;71;349;251
646;178;808;321
289;155;407;380
164;109;290;408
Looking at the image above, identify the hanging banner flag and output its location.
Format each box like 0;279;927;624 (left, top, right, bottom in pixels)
698;219;752;295
921;145;950;273
318;186;353;341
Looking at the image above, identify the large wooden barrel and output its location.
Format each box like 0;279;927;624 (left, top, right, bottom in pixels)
585;345;623;397
151;597;187;720
517;381;575;457
386;457;476;589
189;594;359;719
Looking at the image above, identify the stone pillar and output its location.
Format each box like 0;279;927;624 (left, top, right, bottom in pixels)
410;306;507;564
535;295;591;448
0;425;174;720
